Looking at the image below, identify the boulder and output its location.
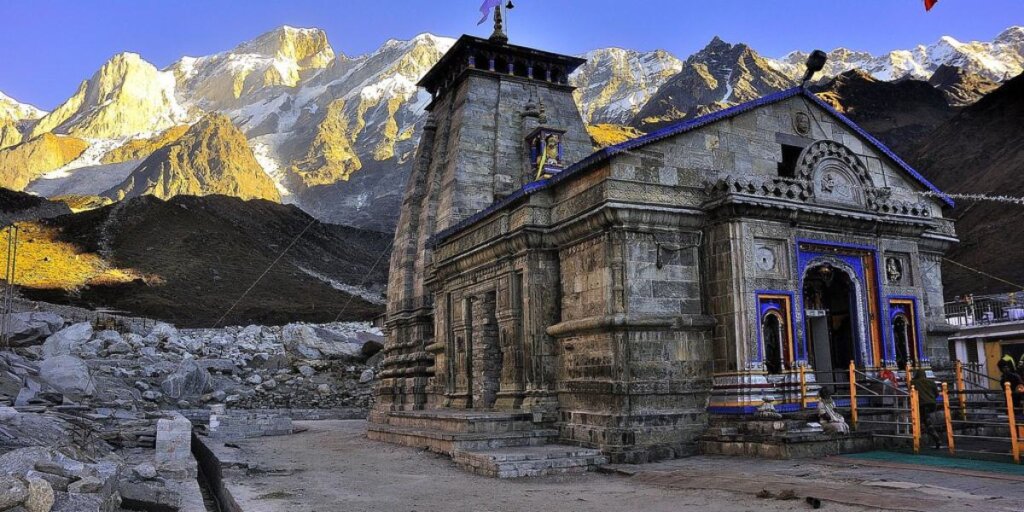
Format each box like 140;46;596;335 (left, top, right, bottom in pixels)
105;341;132;355
0;312;64;347
131;464;157;481
359;368;375;383
41;323;93;358
159;359;211;400
38;355;95;396
93;330;123;347
282;324;367;361
68;476;103;493
24;476;54;512
148;323;178;341
0;476;28;509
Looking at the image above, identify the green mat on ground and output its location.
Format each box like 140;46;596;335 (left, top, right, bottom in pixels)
844;450;1024;476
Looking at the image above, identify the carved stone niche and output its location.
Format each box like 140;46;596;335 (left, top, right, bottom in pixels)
884;253;911;285
527;126;566;181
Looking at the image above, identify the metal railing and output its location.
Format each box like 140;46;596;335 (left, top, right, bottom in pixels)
945;292;1024;327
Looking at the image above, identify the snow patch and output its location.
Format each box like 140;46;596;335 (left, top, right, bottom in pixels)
296;265;385;305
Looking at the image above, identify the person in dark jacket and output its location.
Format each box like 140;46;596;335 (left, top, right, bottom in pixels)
911;369;942;449
1000;361;1024;409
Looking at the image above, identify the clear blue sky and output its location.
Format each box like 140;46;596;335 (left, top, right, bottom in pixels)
1;0;1021;110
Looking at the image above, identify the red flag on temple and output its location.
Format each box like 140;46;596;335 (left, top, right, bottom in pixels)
924;0;938;11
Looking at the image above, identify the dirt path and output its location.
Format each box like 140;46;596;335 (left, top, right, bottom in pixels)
217;420;1021;512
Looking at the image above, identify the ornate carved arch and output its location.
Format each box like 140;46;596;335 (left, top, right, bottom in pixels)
797;140;876;208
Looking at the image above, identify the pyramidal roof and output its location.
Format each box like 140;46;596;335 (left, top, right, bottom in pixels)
433;86;953;245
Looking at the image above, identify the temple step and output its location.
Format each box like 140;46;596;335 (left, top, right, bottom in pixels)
366;423;558;455
383;409;540;434
453;445;608;478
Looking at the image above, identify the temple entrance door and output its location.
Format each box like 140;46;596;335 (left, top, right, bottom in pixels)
804;264;858;386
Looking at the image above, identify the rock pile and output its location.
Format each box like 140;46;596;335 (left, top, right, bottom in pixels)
0;310;385;511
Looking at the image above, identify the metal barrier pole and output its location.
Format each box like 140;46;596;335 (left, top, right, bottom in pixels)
954;360;966;421
848;360;857;430
942;382;955;455
905;362;913;391
799;364;807;409
911;384;921;454
1005;382;1020;464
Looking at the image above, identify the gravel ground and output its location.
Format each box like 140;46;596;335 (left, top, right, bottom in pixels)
208;419;1024;512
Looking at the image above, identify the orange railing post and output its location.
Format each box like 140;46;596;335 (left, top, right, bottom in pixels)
910;384;921;454
799;364;807;409
942;382;955;455
905;362;913;391
1005;382;1020;464
954;360;966;421
848;360;857;430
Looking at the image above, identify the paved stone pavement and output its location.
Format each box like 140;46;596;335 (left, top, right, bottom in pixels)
218;420;1023;512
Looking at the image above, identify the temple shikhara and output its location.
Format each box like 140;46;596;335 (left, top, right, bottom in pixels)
368;17;958;473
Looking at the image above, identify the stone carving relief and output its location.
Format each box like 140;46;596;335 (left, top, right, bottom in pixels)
885;257;904;284
793;111;811;136
752;238;788;278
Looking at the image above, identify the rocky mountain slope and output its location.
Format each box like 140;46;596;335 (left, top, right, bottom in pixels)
632;37;794;130
29;52;189;140
102;113;280;202
910;73;1024;297
571;48;682;124
5;193;391;326
811;69;957;157
3;25;1021;234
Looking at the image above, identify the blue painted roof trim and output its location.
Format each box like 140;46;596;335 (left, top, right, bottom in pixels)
430;86;952;246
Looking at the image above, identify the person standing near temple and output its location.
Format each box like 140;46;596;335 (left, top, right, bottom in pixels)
911;369;942;449
817;388;850;435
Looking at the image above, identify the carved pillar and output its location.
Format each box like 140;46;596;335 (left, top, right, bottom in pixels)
496;272;526;409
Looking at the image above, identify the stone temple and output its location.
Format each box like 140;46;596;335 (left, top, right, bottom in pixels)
368;23;958;471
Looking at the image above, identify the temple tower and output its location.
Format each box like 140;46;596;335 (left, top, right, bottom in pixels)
373;25;591;414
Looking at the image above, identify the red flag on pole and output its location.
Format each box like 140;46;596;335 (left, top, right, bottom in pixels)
924;0;938;11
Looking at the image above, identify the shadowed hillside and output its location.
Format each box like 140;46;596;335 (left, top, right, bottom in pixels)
4;193;390;326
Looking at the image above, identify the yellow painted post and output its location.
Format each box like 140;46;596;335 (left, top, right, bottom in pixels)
942;382;955;455
1005;382;1020;464
911;384;921;454
799;364;807;409
848;360;858;430
954;360;966;421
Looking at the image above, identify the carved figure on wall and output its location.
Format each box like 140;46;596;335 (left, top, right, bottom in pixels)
535;133;561;180
793;111;811;136
886;257;903;284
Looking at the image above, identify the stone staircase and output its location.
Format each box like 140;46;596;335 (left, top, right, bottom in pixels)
367;409;606;477
699;414;875;459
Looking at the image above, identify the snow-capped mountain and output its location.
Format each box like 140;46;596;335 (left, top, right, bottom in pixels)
29;52;189;140
1;25;1022;233
633;37;794;130
570;48;682;124
775;26;1024;83
0;91;45;123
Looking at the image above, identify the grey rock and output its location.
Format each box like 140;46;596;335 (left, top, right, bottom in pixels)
93;330;123;347
245;374;262;385
159;359;211;400
0;476;28;509
141;391;161;401
68;476;103;493
24;476;54;512
38;355;95;396
105;341;132;355
131;463;157;481
298;365;315;378
0;312;64;347
41;323;93;358
148;323;178;341
261;378;277;390
359;368;375;383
